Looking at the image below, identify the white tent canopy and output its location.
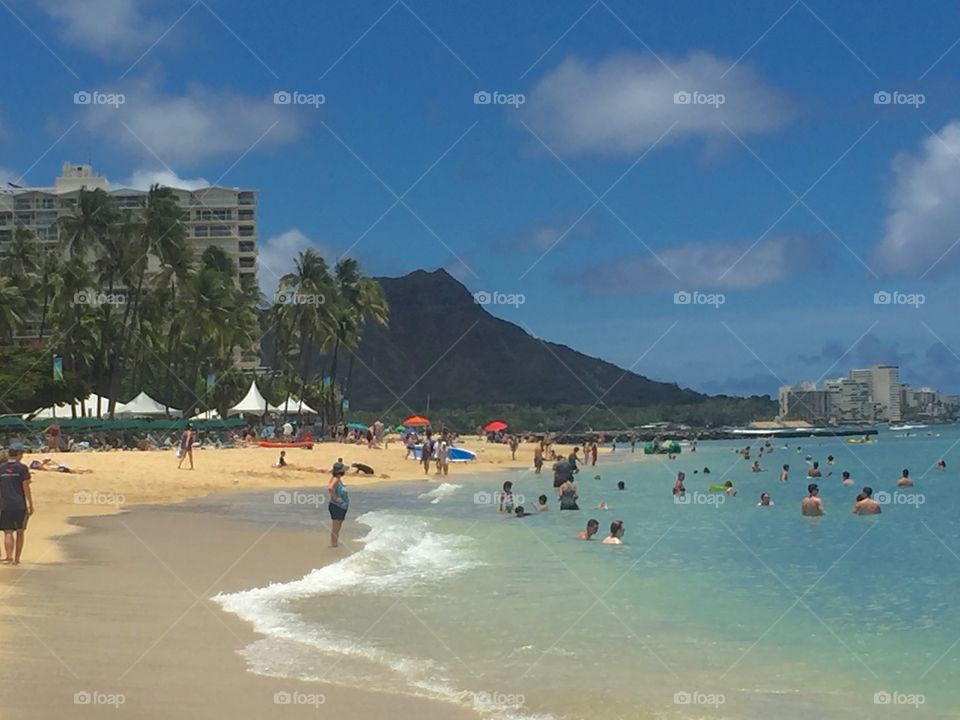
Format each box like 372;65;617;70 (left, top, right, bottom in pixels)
114;391;177;417
190;409;221;421
269;396;319;415
228;380;270;416
32;393;110;419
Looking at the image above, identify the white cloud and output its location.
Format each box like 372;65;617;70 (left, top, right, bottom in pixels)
121;168;210;191
579;235;817;295
523;52;791;155
0;167;20;187
78;79;305;166
875;121;960;276
258;228;333;295
38;0;163;57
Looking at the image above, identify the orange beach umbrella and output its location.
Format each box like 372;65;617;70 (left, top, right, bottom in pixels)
403;415;430;426
484;420;508;432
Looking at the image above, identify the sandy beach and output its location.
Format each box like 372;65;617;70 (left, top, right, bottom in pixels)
0;440;566;719
0;439;553;582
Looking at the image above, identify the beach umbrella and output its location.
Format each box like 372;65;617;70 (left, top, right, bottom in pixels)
484;420;508;432
403;415;430;426
346;422;369;431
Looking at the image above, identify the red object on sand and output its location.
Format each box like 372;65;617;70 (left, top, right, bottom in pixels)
484;420;508;432
403;416;430;426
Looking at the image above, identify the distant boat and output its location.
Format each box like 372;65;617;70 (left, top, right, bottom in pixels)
890;424;928;431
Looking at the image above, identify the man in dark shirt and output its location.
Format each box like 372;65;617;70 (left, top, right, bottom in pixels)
1;443;33;565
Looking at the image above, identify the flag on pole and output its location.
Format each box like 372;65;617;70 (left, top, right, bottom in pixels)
52;355;64;382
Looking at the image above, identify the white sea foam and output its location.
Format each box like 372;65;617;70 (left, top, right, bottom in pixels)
214;511;553;718
418;482;463;503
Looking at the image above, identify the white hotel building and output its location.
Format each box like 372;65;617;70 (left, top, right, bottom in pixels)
1;162;258;343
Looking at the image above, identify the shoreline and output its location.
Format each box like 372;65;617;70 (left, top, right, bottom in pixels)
0;494;483;719
0;440;567;585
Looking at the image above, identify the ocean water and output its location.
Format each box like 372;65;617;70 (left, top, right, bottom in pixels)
214;427;960;719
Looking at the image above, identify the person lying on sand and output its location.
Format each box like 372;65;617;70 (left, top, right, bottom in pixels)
28;458;92;474
351;462;375;475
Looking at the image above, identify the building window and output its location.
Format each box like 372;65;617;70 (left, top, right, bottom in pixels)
239;257;255;269
238;225;255;237
195;226;209;237
208;225;232;237
238;192;255;206
238;209;254;221
238;240;255;253
14;199;32;210
40;198;57;209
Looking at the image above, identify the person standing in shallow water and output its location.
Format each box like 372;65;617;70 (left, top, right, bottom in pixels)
327;459;349;547
801;483;824;516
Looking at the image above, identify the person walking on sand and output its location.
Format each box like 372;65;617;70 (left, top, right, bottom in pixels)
801;483;824;516
177;423;196;470
1;443;33;565
327;462;349;548
509;435;519;461
533;444;543;475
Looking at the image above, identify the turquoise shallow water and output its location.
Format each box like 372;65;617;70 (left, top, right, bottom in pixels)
215;427;960;719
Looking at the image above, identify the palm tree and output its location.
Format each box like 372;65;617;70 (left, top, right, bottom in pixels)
329;258;388;423
58;188;118;258
105;185;184;415
0;277;26;342
2;227;40;277
277;249;334;420
35;247;63;341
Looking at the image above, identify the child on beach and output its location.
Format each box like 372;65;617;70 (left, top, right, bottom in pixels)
499;481;515;514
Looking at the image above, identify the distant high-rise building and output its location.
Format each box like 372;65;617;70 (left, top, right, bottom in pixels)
779;384;832;423
849;365;901;422
825;377;872;423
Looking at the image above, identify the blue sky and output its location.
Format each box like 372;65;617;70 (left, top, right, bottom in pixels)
3;0;960;397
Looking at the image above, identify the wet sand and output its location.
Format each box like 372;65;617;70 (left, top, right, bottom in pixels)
0;498;478;719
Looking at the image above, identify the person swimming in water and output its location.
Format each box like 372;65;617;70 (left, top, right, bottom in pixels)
801;483;824;516
937;459;947;471
808;462;822;478
577;519;599;540
751;460;764;473
853;486;882;515
758;492;774;507
779;464;789;482
723;480;736;496
499;481;515;513
841;471;854;486
617;481;625;491
514;506;531;518
672;472;686;497
536;494;549;511
897;468;913;487
602;520;625;545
